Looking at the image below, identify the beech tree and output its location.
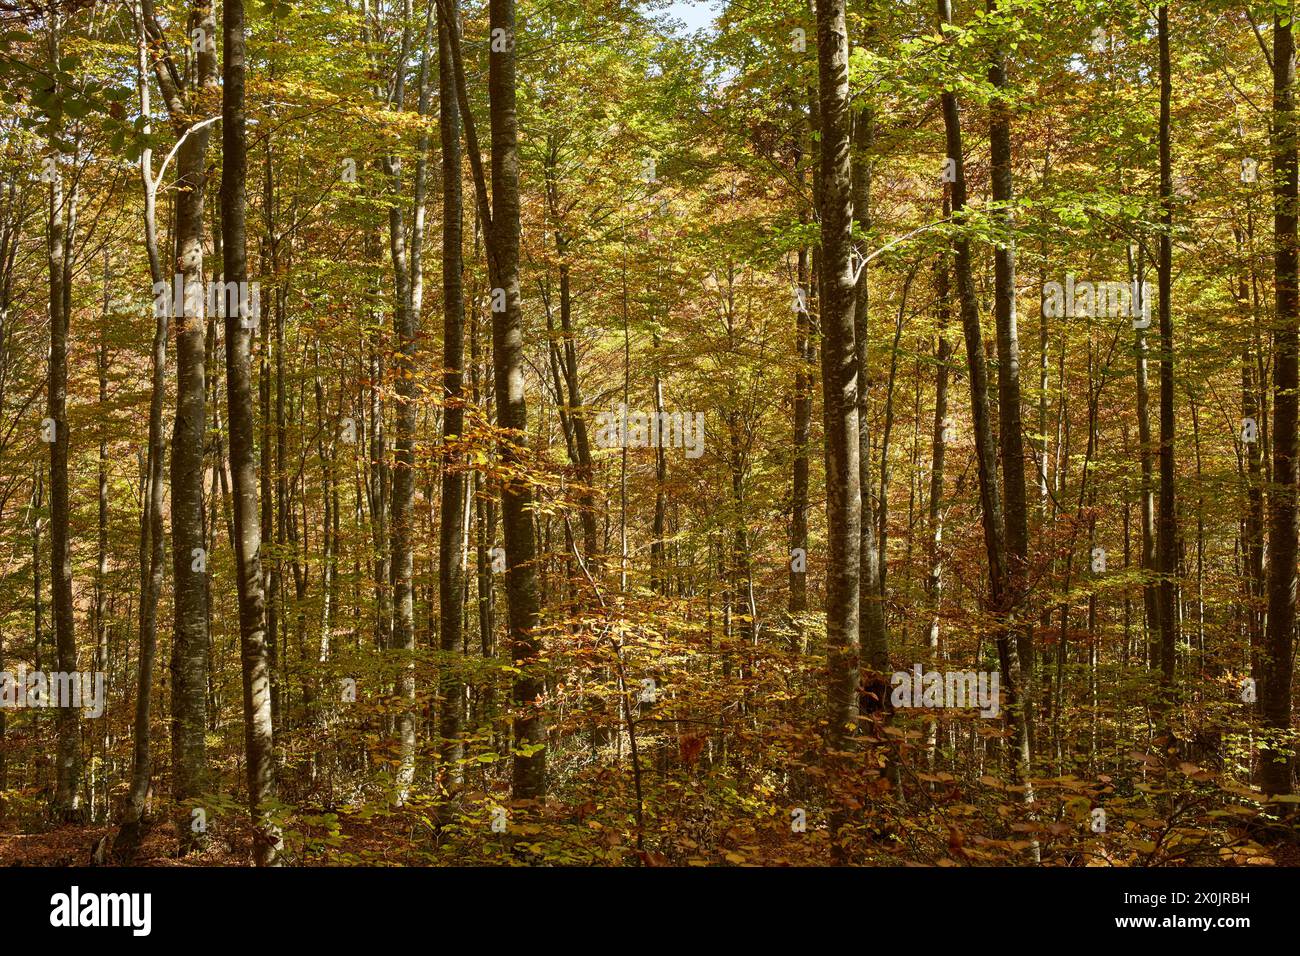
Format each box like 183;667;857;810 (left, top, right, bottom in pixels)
1263;6;1297;799
221;0;278;863
814;0;862;755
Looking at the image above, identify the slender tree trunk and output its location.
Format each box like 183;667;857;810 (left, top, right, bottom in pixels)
926;197;952;653
1129;242;1159;666
484;0;545;801
815;0;862;758
0;188;16;795
437;0;467;786
45;11;81;822
926;202;953;769
652;340;669;594
851;105;887;675
470;304;496;730
119;2;167;854
936;0;1029;791
538;136;600;570
1036;150;1051;664
94;270;109;823
1239;233;1266;705
559;257;599;566
222;0;279;864
988;0;1034;751
876;267;910;618
32;470;44;680
386;0;432;803
790;236;813;620
1262;10;1298;798
167;0;218;852
1156;4;1179;691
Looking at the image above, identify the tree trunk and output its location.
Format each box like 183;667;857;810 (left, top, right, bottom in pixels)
1262;10;1298;798
651;342;669;594
790;237;813;620
1239;234;1266;707
936;0;1029;790
94;268;109;823
437;0;467;788
926;198;952;654
1130;241;1159;668
45;12;81;822
166;0;218;852
851;105;887;675
988;0;1033;721
1156;4;1179;690
222;0;279;864
485;0;545;801
815;0;862;753
119;1;167;855
386;0;432;804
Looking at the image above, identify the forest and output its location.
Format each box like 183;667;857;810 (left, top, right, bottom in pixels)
0;0;1297;869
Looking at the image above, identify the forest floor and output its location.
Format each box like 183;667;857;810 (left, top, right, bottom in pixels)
0;824;236;866
3;817;1297;866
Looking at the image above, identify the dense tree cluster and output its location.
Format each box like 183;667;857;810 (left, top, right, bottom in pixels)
0;0;1296;866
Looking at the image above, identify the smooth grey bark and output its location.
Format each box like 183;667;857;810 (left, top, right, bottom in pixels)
1037;151;1051;612
154;0;218;851
815;0;862;750
926;193;952;653
385;0;430;803
313;351;336;728
487;0;545;802
851;105;887;674
790;241;813;619
1237;226;1265;708
119;0;166;856
259;175;280;732
223;0;279;865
